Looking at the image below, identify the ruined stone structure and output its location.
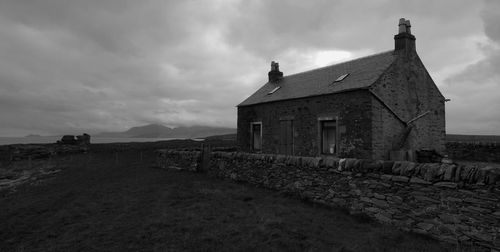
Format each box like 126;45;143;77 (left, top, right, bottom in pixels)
237;19;445;160
57;133;91;145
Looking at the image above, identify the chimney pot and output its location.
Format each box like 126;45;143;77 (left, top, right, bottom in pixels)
398;18;407;34
268;61;283;82
394;18;416;52
271;61;279;71
405;20;411;34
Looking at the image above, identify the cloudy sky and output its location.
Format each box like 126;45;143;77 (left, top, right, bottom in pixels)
0;0;499;136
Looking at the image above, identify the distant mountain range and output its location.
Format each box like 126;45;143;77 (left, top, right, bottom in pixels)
95;124;236;139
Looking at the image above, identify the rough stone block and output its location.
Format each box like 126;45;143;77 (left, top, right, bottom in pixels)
392;176;409;183
424;163;440;182
381;174;393;181
360;197;372;204
392;161;404;174
311;157;322;168
433;182;458;189
409;177;431;185
465;206;492;214
437;235;458;244
374;213;392;223
372;160;384;172
467;232;493;243
437;164;448;177
381;161;394;174
413;163;423;176
401;162;416;176
345;158;359;171
439;214;459;224
371;198;389;208
442;164;456;181
486;168;500;185
454;165;462;182
338;158;346;171
416;222;434;231
358;159;370;172
275;155;287;164
414;195;440;204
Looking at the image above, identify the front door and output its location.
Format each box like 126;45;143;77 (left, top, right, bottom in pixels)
280;120;293;155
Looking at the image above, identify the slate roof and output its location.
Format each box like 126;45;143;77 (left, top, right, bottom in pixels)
238;50;396;107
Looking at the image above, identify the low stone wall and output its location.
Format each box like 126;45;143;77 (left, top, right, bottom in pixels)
0;144;89;162
447;142;500;163
156;150;200;172
156;150;500;250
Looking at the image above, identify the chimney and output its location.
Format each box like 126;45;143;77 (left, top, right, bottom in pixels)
268;61;283;82
394;18;416;52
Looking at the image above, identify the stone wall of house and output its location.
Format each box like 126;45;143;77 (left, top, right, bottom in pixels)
371;95;406;160
237;90;373;159
370;51;446;156
157;150;500;250
446;142;500;163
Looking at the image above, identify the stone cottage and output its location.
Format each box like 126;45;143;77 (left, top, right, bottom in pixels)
237;18;446;160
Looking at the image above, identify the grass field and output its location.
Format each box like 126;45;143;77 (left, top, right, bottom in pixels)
0;148;457;251
446;134;500;143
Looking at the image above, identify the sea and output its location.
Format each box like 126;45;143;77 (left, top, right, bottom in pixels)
0;136;183;146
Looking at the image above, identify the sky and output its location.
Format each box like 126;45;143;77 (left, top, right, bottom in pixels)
0;0;499;136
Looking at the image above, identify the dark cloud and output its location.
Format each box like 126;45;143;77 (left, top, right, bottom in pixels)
443;0;500;134
0;0;496;136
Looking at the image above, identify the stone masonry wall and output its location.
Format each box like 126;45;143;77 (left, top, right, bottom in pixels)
370;51;446;155
157;150;500;250
237;90;373;159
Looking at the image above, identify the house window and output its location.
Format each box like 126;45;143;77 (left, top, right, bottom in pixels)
334;73;349;82
321;120;337;154
268;86;281;95
250;122;262;151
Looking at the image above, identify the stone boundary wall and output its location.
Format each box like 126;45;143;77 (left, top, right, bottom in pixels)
156;150;500;250
446;142;500;163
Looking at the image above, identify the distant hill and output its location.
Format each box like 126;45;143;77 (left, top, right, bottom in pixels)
124;124;173;138
96;124;236;139
24;134;42;138
205;133;236;141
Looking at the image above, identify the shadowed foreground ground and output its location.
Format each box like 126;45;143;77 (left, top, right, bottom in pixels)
0;150;454;251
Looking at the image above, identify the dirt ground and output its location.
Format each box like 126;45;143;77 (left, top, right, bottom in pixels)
0;148;456;251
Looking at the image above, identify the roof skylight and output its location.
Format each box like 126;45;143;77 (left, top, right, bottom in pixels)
334;73;349;82
268;86;281;95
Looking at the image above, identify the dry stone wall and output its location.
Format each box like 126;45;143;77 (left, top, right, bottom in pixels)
156;150;500;250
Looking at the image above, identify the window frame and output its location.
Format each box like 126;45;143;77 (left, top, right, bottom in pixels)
250;121;263;151
318;116;339;155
